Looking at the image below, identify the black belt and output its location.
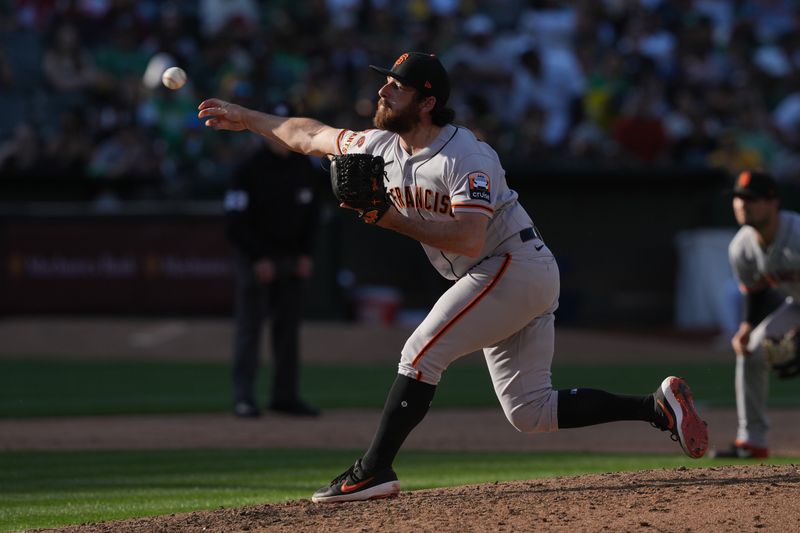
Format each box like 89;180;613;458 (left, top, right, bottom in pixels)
519;227;543;242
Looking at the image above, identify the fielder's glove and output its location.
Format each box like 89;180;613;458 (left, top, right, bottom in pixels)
329;154;391;224
762;328;800;379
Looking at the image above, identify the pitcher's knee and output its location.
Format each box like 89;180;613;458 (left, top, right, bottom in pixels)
504;390;558;433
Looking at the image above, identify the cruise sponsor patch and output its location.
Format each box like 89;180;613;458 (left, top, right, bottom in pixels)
468;172;491;203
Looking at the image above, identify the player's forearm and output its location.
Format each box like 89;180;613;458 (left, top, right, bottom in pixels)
243;112;335;157
379;210;486;257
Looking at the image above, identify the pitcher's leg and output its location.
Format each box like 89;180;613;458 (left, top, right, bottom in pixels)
483;309;558;433
400;253;559;385
484;309;655;433
361;375;436;472
363;255;536;472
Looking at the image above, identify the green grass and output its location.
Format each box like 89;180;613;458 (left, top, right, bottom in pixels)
1;359;799;417
1;448;797;532
0;359;800;418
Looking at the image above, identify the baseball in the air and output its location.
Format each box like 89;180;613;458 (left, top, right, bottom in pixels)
161;67;187;90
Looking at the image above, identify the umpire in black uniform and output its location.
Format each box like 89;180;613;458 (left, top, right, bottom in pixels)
225;103;321;418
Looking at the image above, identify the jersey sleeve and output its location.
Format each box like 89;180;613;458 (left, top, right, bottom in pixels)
335;129;379;155
447;154;499;218
729;234;769;293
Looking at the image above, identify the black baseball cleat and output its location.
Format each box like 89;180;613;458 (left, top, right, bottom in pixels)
652;376;708;458
311;459;400;503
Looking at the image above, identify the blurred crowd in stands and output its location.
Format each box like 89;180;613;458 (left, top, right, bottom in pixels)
1;0;800;205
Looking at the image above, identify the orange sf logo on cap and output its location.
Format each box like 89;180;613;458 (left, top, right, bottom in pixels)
394;53;409;66
738;171;751;187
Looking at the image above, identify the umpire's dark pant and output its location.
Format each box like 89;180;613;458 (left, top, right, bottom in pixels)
232;254;303;406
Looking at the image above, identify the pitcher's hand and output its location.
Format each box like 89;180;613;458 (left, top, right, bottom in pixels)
198;99;249;131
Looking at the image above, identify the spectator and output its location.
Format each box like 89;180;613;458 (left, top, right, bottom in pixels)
0;47;14;89
664;87;718;167
0;121;48;177
199;0;259;38
612;87;668;163
87;125;161;181
3;2;800;198
92;14;151;84
42;23;98;100
45;109;94;175
707;129;763;176
509;44;584;146
772;76;800;146
677;14;729;88
443;13;513;123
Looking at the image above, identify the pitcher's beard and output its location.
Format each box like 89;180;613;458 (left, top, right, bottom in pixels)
374;101;420;133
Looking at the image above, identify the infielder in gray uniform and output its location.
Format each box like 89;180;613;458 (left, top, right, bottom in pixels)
198;52;708;503
715;170;800;459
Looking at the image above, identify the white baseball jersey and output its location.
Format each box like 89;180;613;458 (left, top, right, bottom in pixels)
337;124;534;279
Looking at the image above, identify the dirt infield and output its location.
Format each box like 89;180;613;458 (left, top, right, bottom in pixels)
3;408;800;456
41;465;800;533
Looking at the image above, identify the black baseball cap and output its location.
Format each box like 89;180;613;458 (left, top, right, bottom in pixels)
731;170;778;199
369;52;450;107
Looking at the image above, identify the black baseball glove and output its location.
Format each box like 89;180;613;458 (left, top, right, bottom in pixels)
329;154;391;224
762;328;800;379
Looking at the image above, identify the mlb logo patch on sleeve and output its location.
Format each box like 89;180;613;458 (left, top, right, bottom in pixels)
468;172;491;202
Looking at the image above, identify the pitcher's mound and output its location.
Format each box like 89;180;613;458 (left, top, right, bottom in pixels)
50;464;800;532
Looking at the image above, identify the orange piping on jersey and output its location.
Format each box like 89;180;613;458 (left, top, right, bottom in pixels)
415;370;423;381
451;203;494;214
335;129;346;154
411;254;512;368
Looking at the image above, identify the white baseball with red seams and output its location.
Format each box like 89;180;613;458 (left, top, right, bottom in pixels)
162;67;187;90
337;125;560;433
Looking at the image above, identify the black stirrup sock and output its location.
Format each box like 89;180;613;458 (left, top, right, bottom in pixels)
361;374;436;472
557;388;655;428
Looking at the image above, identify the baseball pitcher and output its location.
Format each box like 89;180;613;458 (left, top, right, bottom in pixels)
198;51;709;503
